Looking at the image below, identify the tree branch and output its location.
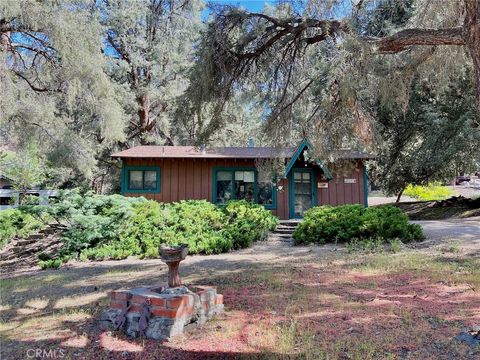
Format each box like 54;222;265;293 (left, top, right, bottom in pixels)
367;27;465;53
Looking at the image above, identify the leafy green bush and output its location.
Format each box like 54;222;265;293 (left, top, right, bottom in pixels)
7;190;278;264
293;205;424;245
53;191;146;256
120;200;232;257
0;209;45;249
404;183;454;201
223;200;278;249
110;199;277;259
38;258;63;270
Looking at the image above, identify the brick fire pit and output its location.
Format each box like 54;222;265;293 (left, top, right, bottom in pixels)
99;244;224;340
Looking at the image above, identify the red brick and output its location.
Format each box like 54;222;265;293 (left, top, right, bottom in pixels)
149;297;166;307
215;294;224;305
131;295;147;304
167;296;188;309
184;305;194;316
151;307;179;318
110;300;127;310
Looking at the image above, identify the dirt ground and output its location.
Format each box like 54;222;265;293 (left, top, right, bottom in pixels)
0;220;479;359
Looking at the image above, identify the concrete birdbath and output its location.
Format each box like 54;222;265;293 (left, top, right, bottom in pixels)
159;243;188;288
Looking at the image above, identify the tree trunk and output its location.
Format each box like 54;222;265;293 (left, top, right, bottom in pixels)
464;0;480;112
396;189;404;203
137;93;156;143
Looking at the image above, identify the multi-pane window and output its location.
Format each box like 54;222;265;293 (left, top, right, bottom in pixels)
214;169;275;208
124;167;160;192
234;171;255;202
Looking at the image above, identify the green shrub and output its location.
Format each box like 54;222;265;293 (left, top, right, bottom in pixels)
223;200;278;249
121;200;233;257
0;209;45;249
293;205;425;245
404;183;454;201
388;239;403;253
54;192;146;256
38;258;63;270
79;243;134;261
8;190;279;264
118;199;278;258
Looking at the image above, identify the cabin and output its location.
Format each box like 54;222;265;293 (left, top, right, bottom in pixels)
111;140;373;219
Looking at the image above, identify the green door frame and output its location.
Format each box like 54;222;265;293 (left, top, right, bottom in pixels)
288;168;317;219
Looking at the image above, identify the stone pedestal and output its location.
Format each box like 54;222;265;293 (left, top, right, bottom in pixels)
99;285;224;340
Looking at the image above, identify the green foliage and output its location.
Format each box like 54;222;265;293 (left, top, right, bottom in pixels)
35;194;279;262
31;190;147;257
0;209;45;249
375;70;479;198
346;238;385;253
223;200;279;249
118;199;277;258
38;259;63;270
388;238;403;253
293;205;424;245
404;183;454;201
0;144;46;192
120;200;230;258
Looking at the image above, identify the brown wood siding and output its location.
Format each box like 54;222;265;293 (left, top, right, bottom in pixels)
122;158;365;219
316;161;364;207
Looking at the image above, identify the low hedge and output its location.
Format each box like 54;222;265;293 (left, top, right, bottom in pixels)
293;204;424;245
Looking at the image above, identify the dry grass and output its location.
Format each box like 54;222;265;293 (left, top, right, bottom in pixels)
0;240;479;359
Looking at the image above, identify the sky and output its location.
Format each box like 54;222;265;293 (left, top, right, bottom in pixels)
202;0;274;19
207;0;273;12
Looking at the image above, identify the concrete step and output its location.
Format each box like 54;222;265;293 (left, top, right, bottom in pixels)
276;225;297;229
270;233;292;239
279;220;301;226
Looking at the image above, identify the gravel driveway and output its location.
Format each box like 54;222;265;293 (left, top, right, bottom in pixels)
412;217;480;254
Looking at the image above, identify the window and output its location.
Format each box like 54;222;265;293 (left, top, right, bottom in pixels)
123;166;160;193
234;171;255;202
213;168;276;208
216;171;233;204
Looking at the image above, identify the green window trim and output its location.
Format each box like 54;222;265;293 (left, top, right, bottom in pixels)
363;162;368;207
212;167;277;210
284;139;333;180
121;165;161;194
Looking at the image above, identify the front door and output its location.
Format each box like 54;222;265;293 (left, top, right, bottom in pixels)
290;169;315;218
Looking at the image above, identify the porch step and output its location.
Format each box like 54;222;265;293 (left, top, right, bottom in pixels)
273;228;296;234
268;220;301;242
279;220;302;227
